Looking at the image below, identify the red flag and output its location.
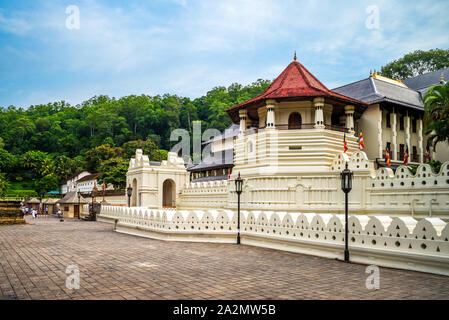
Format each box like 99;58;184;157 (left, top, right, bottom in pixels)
425;142;431;161
403;145;409;165
359;132;364;150
385;145;391;167
344;133;348;153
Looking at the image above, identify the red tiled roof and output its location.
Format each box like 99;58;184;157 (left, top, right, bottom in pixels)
226;60;367;119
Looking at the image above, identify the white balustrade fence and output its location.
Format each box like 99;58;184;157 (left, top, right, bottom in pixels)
99;205;449;276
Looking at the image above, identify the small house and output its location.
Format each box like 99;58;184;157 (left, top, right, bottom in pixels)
56;191;89;219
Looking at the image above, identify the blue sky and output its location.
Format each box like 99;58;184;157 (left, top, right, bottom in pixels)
0;0;448;108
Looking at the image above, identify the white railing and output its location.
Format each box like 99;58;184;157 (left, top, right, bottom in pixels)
99;205;449;276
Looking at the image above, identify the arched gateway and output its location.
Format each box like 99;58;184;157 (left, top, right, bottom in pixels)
162;179;176;208
126;150;188;209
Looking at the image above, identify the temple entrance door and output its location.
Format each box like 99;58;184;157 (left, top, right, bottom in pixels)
288;112;302;129
74;205;79;218
162;179;176;208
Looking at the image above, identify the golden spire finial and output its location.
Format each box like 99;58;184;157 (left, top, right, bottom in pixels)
441;74;445;84
294;51;297;61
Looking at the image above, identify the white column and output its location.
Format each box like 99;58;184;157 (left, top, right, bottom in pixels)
377;106;383;158
344;105;355;134
239;109;247;133
417;118;423;163
392;111;397;161
313;97;325;129
266;99;276;129
405;112;411;153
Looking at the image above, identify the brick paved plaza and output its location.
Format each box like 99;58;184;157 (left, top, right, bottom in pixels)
1;216;449;300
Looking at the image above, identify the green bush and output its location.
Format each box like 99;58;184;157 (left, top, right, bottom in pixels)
428;160;442;174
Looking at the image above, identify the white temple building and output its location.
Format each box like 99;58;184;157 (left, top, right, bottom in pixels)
98;56;449;276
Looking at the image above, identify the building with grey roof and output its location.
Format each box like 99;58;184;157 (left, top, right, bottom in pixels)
333;73;429;166
403;68;449;95
333;76;423;110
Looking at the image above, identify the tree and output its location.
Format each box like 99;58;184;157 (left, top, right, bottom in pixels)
424;81;449;148
0;148;15;172
83;144;124;173
21;150;51;178
0;78;273;190
34;174;59;196
53;155;76;180
151;149;168;162
380;49;449;80
0;172;8;196
122;139;158;159
97;157;129;189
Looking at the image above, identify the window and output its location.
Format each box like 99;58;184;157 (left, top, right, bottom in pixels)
412;146;418;162
247;141;253;153
288;112;302;129
399;116;404;131
412;118;417;133
386;112;391;128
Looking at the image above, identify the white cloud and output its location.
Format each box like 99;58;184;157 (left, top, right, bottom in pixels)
1;0;449;108
172;0;187;6
0;11;32;35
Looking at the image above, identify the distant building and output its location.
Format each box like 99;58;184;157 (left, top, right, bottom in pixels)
333;72;426;166
60;171;114;195
188;123;239;182
76;173;103;193
402;68;449;162
60;171;91;195
402;67;448;95
57;191;89;219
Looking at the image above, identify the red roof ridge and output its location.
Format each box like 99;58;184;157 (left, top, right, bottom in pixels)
226;59;368;122
294;61;328;93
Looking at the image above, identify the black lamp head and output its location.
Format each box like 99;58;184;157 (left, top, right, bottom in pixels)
340;162;353;193
235;172;243;194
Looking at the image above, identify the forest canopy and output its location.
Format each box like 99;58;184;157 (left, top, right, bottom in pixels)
0;79;271;196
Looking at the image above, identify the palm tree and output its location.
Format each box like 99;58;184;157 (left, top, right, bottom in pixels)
40;158;54;176
424;81;449;147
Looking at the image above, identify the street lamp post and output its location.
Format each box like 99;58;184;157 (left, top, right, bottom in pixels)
77;190;81;220
340;162;353;262
127;185;133;207
90;190;95;220
234;172;243;245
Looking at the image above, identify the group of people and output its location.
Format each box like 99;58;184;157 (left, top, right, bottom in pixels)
21;206;63;219
22;206;38;218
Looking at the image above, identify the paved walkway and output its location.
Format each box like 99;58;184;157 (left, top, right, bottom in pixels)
1;216;449;300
